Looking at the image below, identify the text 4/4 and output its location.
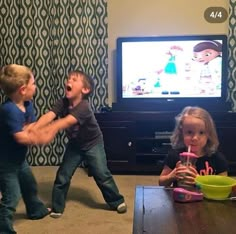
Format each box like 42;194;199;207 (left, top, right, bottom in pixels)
204;7;228;23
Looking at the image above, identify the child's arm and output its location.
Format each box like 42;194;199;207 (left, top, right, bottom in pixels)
14;111;57;145
13;126;55;146
159;165;178;187
29;114;78;144
34;111;57;128
23;111;56;132
13;130;36;145
42;114;77;132
159;161;194;187
14;113;77;145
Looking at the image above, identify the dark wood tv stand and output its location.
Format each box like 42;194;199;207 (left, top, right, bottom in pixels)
95;111;236;175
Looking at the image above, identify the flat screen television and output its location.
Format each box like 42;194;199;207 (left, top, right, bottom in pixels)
113;34;229;112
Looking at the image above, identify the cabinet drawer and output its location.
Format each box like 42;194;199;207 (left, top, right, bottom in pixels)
136;138;171;154
99;122;135;161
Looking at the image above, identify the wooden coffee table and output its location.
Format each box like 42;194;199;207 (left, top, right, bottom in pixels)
133;186;236;234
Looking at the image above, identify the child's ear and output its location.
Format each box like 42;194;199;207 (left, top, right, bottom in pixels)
19;84;27;95
82;87;90;95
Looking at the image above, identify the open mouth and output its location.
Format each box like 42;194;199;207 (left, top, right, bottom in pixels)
66;84;72;91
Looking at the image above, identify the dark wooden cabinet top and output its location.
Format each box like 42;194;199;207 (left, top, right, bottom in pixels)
95;111;236;123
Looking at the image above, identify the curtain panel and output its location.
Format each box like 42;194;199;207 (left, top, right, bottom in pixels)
228;0;236;111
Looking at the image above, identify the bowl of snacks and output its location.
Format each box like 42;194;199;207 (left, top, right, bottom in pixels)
195;175;236;200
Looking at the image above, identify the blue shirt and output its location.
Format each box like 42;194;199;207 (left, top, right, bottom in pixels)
0;99;36;164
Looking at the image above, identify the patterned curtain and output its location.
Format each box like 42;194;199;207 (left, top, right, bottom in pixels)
228;0;236;111
0;0;108;165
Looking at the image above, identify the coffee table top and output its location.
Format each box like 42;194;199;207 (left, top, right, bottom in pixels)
133;186;236;234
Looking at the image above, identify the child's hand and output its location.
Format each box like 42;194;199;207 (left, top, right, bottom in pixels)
175;161;188;180
27;125;57;145
23;123;36;131
182;166;198;184
175;161;198;185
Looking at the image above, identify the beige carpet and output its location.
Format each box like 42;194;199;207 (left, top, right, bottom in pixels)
13;166;158;234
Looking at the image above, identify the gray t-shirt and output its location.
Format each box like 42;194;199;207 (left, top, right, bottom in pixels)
51;98;103;150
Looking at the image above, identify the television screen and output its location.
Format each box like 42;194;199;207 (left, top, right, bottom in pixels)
115;35;228;111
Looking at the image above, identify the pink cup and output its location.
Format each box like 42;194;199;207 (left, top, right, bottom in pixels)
177;152;198;189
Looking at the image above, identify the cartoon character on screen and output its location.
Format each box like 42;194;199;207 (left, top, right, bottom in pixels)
133;78;149;95
164;45;183;75
160;45;183;93
192;40;222;94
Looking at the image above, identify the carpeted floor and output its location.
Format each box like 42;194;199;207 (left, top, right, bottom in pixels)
13;166;159;234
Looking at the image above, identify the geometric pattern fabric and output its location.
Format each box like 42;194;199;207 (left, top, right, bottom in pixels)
228;0;236;111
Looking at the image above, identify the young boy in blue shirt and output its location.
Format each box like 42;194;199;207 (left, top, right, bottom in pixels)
0;64;50;234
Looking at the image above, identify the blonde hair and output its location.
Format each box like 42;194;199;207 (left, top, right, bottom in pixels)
171;106;219;156
0;64;32;96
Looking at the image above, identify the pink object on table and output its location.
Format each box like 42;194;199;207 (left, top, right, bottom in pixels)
173;187;203;202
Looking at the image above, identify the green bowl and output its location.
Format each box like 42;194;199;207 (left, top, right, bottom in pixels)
195;175;236;200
